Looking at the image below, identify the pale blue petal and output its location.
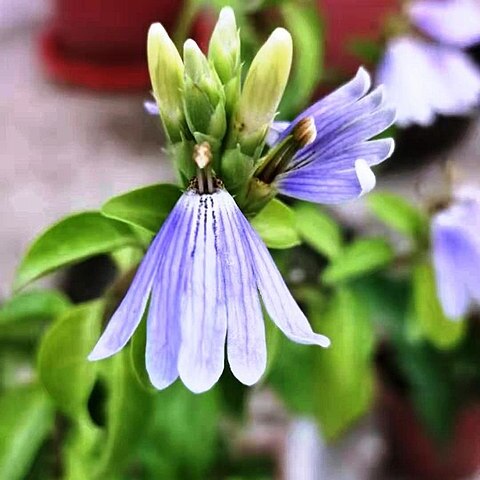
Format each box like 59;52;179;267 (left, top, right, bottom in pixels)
88;205;182;361
278;67;371;141
219;191;267;386
177;192;228;393
144;100;159;115
266;121;291;147
146;194;195;389
237;213;330;347
409;0;480;48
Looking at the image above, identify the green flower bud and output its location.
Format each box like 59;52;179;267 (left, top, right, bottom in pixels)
147;23;187;143
229;28;293;158
208;7;240;84
208;7;241;114
183;39;227;144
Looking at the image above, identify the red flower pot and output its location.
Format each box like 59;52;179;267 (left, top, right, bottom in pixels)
382;387;480;480
318;0;398;75
40;0;184;90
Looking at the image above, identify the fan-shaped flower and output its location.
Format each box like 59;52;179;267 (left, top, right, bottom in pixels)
432;187;480;318
376;0;480;127
262;67;396;204
91;67;395;393
89;179;330;393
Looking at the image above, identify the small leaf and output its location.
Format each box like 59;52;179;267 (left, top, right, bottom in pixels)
0;290;70;326
295;203;342;259
95;350;154;478
278;4;323;116
322;238;394;285
129;315;155;391
412;261;465;349
311;288;375;440
38;301;104;418
0;384;54;480
15;212;138;290
367;192;428;242
251;199;301;249
347;37;383;64
101;184;182;234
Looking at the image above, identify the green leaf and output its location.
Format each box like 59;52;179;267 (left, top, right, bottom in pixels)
0;384;54;480
129;315;155;391
101;184;182;234
367;192;428;242
347;37;383;64
250;199;301;249
38;301;104;418
15;212;138;290
95;350;154;478
322;238;394;285
146;383;220;479
295;203;342;259
311;288;375;440
0;290;70;326
278;4;323;117
412;262;465;349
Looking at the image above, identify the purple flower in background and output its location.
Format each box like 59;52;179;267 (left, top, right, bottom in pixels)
264;68;396;204
377;0;480;127
432;187;480;318
89;183;330;393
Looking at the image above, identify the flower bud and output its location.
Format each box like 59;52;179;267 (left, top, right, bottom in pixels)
208;7;240;84
147;23;187;143
183;39;227;144
229;28;293;157
208;7;241;114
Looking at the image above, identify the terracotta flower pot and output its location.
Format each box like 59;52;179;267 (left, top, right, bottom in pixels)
318;0;397;75
40;0;184;90
382;387;480;480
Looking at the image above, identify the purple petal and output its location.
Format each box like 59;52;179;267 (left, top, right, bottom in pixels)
88;203;182;361
218;191;267;385
266;121;291;146
278;67;371;141
237;211;330;347
377;36;480;127
177;192;228;393
277;158;376;204
409;0;480;48
144;100;159;115
145;194;195;389
432;200;480;318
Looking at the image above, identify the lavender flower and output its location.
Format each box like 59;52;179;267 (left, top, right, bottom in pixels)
260;68;396;204
89;145;330;393
432;187;480;318
377;0;480;127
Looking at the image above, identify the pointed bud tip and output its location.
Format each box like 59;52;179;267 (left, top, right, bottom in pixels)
148;22;168;40
269;28;293;48
184;38;201;53
218;6;236;25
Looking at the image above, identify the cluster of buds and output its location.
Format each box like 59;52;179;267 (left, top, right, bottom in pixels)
147;7;294;216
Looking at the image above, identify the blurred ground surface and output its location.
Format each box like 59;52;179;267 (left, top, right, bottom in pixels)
1;20;480;480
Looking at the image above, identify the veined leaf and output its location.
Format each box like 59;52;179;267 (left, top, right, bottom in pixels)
15;212;138;290
38;301;104;418
101;184;182;234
